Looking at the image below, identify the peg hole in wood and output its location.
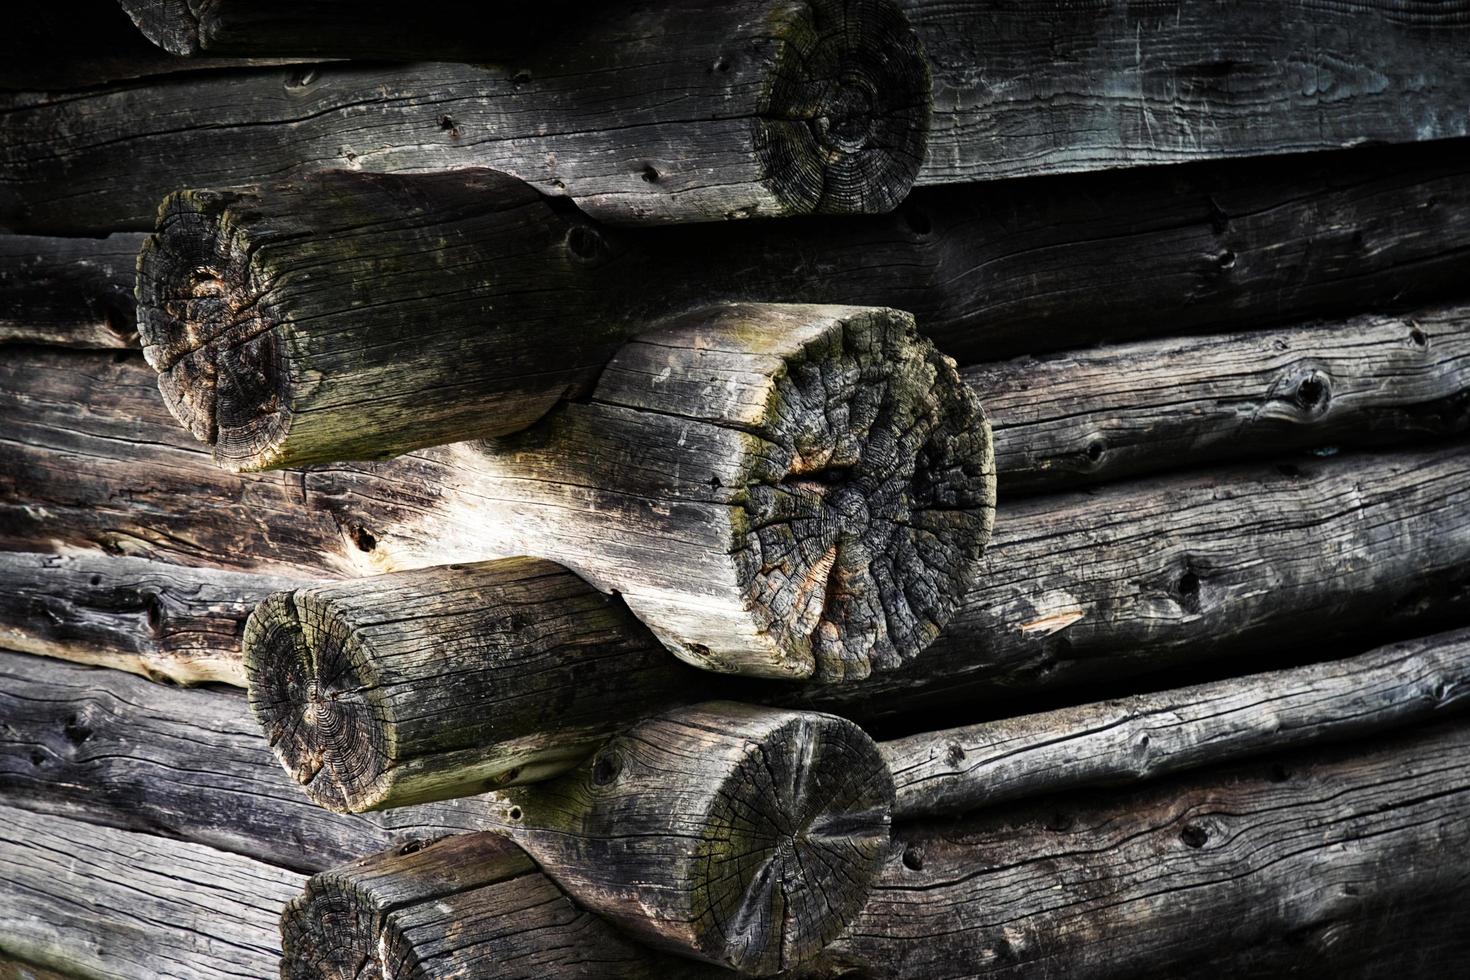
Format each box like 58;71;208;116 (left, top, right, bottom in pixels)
1180;824;1209;848
1410;325;1429;348
641;165;660;183
591;753;621;786
89;574;102;586
901;847;924;871
1295;376;1329;411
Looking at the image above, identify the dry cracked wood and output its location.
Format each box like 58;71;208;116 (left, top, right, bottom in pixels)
0;649;505;872
0;803;304;980
3;0;930;229
792;442;1470;718
244;558;703;812
488;702;894;975
0;550;304;685
882;627;1470;818
0;234;147;348
280;832;721;980
904;0;1470;186
973;302;1470;491
799;719;1470;978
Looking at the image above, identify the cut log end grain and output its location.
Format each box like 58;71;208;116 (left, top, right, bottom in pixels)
756;0;931;216
595;303;995;682
496;702;895;975
115;0;201;56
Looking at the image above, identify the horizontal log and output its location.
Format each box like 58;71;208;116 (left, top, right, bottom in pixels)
245;558;702;811
790;441;1470;717
906;0;1470;186
0;551;303;685
0;803;304;980
2;0;930;229
281;832;721;980
0;650;505;872
0;956;74;980
883;627;1470;819
803;719;1470;978
973;302;1470;492
0;234;146;348
489;702;894;975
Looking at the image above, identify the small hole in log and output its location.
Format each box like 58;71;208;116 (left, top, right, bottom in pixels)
1410;326;1429;348
1216;249;1236;270
350;526;377;552
1178;571;1200;597
712;55;731;73
285;67;318;89
901;847;925;871
1433;682;1449;701
512;69;532;88
709;475;722;490
565;224;605;262
145;595;164;634
398;839;425;855
1180;824;1209;848
449;564;464;571
63;716;91;746
1295;377;1328;411
30;751;46;767
1086;440;1106;463
640;165;660;183
438;115;455;131
89;574;102;586
946;742;966;766
591;754;621;786
508;806;523;822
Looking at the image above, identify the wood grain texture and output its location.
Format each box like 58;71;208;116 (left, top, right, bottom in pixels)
883;627;1470;818
0;234;146;348
799;719;1470;978
0;803;304;980
245;558;702;812
2;0;930;229
905;0;1470;185
491;702;894;975
0;649;504;873
281;832;721;980
973;302;1470;492
0;551;303;685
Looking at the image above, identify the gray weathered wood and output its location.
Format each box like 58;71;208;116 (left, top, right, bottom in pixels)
799;720;1470;978
0;234;147;348
3;0;930;229
882;627;1470;818
905;0;1470;187
0;803;304;980
973;302;1470;491
489;702;894;976
281;832;720;980
0;551;303;685
244;558;701;812
0;649;503;872
795;442;1470;717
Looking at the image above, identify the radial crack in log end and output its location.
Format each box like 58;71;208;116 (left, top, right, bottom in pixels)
592;302;994;682
244;558;703;813
756;0;932;216
493;701;895;975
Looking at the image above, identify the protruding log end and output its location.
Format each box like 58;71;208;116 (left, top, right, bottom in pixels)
244;591;394;814
757;0;931;216
116;0;203;56
137;187;294;472
600;303;995;682
497;702;895;976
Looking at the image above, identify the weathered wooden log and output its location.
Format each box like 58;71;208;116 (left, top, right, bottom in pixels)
490;702;894;975
795;442;1470;718
0;649;502;872
3;0;930;230
883;627;1470;819
280;832;719;980
0;956;74;980
801;719;1470;978
0;803;304;980
245;558;703;811
0;551;303;685
228;303;993;682
974;302;1470;491
904;0;1470;187
0;233;147;348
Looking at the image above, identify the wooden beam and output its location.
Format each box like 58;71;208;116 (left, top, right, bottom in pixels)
0;234;146;348
489;702;894;976
882;627;1470;818
972;302;1470;492
2;0;930;230
280;832;720;980
905;0;1470;186
0;649;503;872
244;558;701;812
806;719;1470;978
0;803;304;980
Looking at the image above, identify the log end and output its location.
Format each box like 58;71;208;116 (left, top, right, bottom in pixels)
501;702;895;975
116;0;204;56
137;187;295;473
756;0;932;216
244;591;396;814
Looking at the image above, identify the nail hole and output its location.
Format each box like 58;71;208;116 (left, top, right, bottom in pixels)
1410;326;1428;348
398;839;424;855
1216;249;1236;270
712;55;731;73
89;574;102;586
901;847;925;871
565;224;605;262
1180;824;1209;848
30;751;46;767
640;165;660;183
508;806;523;822
1086;440;1106;463
438;115;456;131
591;754;621;786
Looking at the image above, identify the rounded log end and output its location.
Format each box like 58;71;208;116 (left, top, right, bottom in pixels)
506;702;894;975
244;591;396;814
280;882;384;980
756;0;931;216
116;0;204;56
137;188;294;473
